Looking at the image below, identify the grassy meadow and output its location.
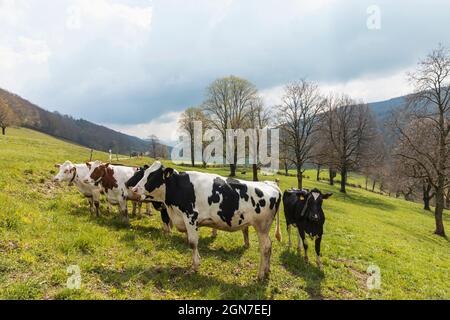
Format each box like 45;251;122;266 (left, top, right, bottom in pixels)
0;127;449;300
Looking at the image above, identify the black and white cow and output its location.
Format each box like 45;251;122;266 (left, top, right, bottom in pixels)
282;188;332;268
126;165;252;246
131;161;282;280
125;165;172;233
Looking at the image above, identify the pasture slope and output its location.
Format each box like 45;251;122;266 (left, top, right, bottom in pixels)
0;127;449;300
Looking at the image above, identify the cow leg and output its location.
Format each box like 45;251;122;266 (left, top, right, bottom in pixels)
92;193;100;217
287;224;292;249
181;213;200;272
87;196;94;214
145;203;153;216
106;202;113;214
94;200;100;217
131;202;137;217
315;236;322;269
298;229;308;263
160;209;171;234
256;229;272;280
119;200;129;223
242;227;250;249
211;228;218;238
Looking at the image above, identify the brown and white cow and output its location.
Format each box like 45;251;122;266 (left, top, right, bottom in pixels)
82;161;141;221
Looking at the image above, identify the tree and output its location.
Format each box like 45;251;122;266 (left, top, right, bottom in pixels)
0;97;16;135
247;97;271;181
320;94;378;193
390;45;450;237
178;107;208;167
276;80;324;189
203;76;258;176
147;134;167;159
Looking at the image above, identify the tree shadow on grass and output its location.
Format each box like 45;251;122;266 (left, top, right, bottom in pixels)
89;265;269;299
336;192;397;212
382;220;450;244
279;250;325;300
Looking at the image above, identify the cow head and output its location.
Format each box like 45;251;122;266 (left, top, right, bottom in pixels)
299;188;332;222
132;161;173;201
53;160;77;183
83;160;107;184
125;165;149;189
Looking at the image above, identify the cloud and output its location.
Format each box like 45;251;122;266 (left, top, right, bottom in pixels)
0;0;449;133
260;67;415;106
105;111;183;145
67;0;152;31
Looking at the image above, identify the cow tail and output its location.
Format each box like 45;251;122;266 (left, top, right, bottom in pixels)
275;179;282;242
275;206;282;242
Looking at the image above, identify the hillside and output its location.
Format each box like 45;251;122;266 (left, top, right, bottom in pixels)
0;88;158;154
0;128;449;299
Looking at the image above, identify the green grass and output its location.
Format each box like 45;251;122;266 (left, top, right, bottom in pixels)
0;127;449;300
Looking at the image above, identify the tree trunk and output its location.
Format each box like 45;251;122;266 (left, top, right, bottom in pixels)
297;170;303;189
284;161;288;176
446;188;450;209
252;164;258;181
1;127;5;135
434;186;446;237
365;176;368;190
372;180;376;192
229;164;236;177
190;137;195;167
229;143;238;177
422;183;433;211
340;167;347;193
329;169;335;186
316;165;321;181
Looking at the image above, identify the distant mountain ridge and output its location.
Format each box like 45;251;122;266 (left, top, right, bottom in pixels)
368;95;407;119
0;88;159;154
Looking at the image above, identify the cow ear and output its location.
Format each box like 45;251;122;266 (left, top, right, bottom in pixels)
143;165;149;169
105;163;110;167
163;167;174;179
323;192;333;199
85;162;91;169
55;164;61;168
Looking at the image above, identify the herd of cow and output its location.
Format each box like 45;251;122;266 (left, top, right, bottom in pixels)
53;160;332;280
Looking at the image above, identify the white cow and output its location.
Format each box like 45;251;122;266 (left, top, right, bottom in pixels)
53;161;108;216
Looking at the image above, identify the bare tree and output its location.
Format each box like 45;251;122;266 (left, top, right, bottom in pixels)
0;97;16;135
203;76;258;176
246;97;271;181
390;45;450;237
178;107;208;167
147;134;167;159
276;80;324;189
321;94;378;193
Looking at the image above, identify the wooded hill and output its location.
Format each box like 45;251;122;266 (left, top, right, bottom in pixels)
0;88;161;155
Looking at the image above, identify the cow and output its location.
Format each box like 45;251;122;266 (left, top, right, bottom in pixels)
131;161;282;280
282;188;332;268
125;165;172;234
53;160;109;216
82;161;140;221
126;166;251;244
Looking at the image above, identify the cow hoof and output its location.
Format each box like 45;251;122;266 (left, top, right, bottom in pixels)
244;243;250;249
304;257;309;264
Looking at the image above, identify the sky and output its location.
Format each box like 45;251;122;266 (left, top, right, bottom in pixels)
1;0;449;144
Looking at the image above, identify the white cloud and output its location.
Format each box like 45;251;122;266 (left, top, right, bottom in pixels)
260;68;414;106
105;111;183;145
0;36;51;91
67;0;152;30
